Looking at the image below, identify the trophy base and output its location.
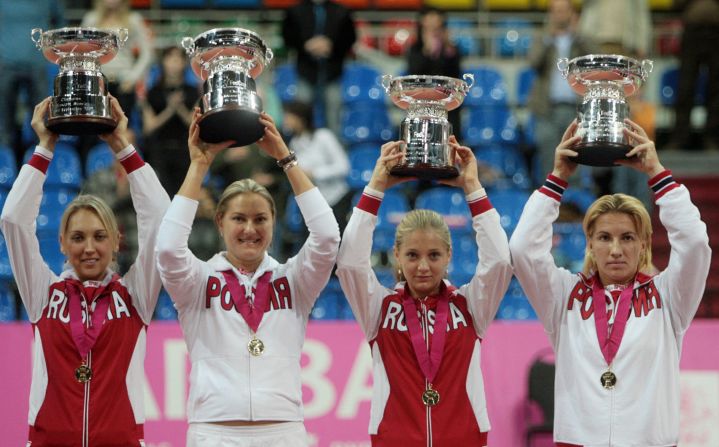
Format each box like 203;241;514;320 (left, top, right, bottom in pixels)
570;142;635;167
198;106;264;145
46;116;117;136
390;164;459;180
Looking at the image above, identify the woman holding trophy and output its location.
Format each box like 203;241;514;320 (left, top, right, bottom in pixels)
509;119;711;446
336;137;513;446
0;97;170;446
155;108;340;446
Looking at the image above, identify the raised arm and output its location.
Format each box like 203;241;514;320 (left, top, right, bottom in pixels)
0;98;58;321
509;122;581;336
155;108;234;308
257;113;340;314
441;138;512;336
100;98;171;323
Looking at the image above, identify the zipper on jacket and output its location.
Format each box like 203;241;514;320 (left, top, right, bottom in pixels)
83;351;91;447
421;302;432;447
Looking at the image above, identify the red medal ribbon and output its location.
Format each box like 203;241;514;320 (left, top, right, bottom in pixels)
66;275;120;359
591;275;635;366
221;270;273;333
401;286;450;383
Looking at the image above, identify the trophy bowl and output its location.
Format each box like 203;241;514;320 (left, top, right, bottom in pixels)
183;28;273;145
558;54;653;167
382;74;474;179
32;27;127;135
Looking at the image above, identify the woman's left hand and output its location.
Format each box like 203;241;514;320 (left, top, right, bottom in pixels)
31;97;59;151
615;118;665;177
99;96;131;152
256;112;291;161
438;136;482;194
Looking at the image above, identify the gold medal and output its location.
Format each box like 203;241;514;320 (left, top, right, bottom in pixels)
248;337;265;356
422;386;440;407
75;364;92;383
601;370;617;389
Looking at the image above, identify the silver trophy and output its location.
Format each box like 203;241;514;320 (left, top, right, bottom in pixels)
182;28;273;145
382;74;474;179
558;54;653;167
32;27;127;135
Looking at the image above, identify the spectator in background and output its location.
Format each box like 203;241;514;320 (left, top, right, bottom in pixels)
407;7;462;134
283;100;351;230
0;0;65;160
667;0;719;151
528;0;595;187
140;46;199;195
282;0;356;135
578;0;652;59
82;0;153;117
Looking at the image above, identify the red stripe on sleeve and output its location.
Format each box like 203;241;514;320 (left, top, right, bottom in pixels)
357;193;381;215
539;187;562;202
468;196;493;217
648;169;672;187
28;154;50;174
547;174;569;189
119;151;145;174
654;183;680;200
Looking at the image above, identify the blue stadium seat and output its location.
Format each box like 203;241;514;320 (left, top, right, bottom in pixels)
474;145;530;189
341;63;385;106
284;197;304;234
516;67;536;107
211;0;261;7
415;187;472;232
562;188;597;214
495;18;533;58
0;281;16;321
0;145;17;188
341;105;393;145
448;17;481;56
449;232;477;285
37;231;65;275
464;66;508;107
347;145;380;190
85;143;115;177
660;66;708;106
497;277;536;320
159;0;206;7
37;188;76;233
273;63;299;103
23;142;83;189
375;267;397;290
0;235;14;281
463;106;519;146
489;189;529;234
350;187;410;252
311;279;342;320
154;288;178;320
553;222;586;271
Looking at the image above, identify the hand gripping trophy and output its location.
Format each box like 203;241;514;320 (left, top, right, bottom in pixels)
382;74;474;179
183;28;273;145
558;54;653;166
32;27;128;135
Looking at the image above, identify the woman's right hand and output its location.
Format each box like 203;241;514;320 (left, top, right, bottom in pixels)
31;98;59;152
187;107;235;166
368;141;411;191
551;120;581;182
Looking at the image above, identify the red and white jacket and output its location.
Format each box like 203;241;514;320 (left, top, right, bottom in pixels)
155;188;340;424
509;172;711;447
0;145;170;447
336;187;513;447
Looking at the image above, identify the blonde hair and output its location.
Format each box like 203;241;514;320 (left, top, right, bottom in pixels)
582;193;653;276
394;209;452;281
215;179;276;223
94;0;131;24
60;195;120;271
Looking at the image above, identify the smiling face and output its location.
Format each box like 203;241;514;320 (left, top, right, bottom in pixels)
216;192;274;272
394;229;451;299
588;212;646;286
61;209;118;282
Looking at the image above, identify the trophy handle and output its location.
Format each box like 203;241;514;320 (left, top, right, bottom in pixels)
31;28;43;49
181;37;195;55
557;58;569;79
116;28;129;48
462;73;475;90
381;74;393;93
265;47;274;64
641;59;654;79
